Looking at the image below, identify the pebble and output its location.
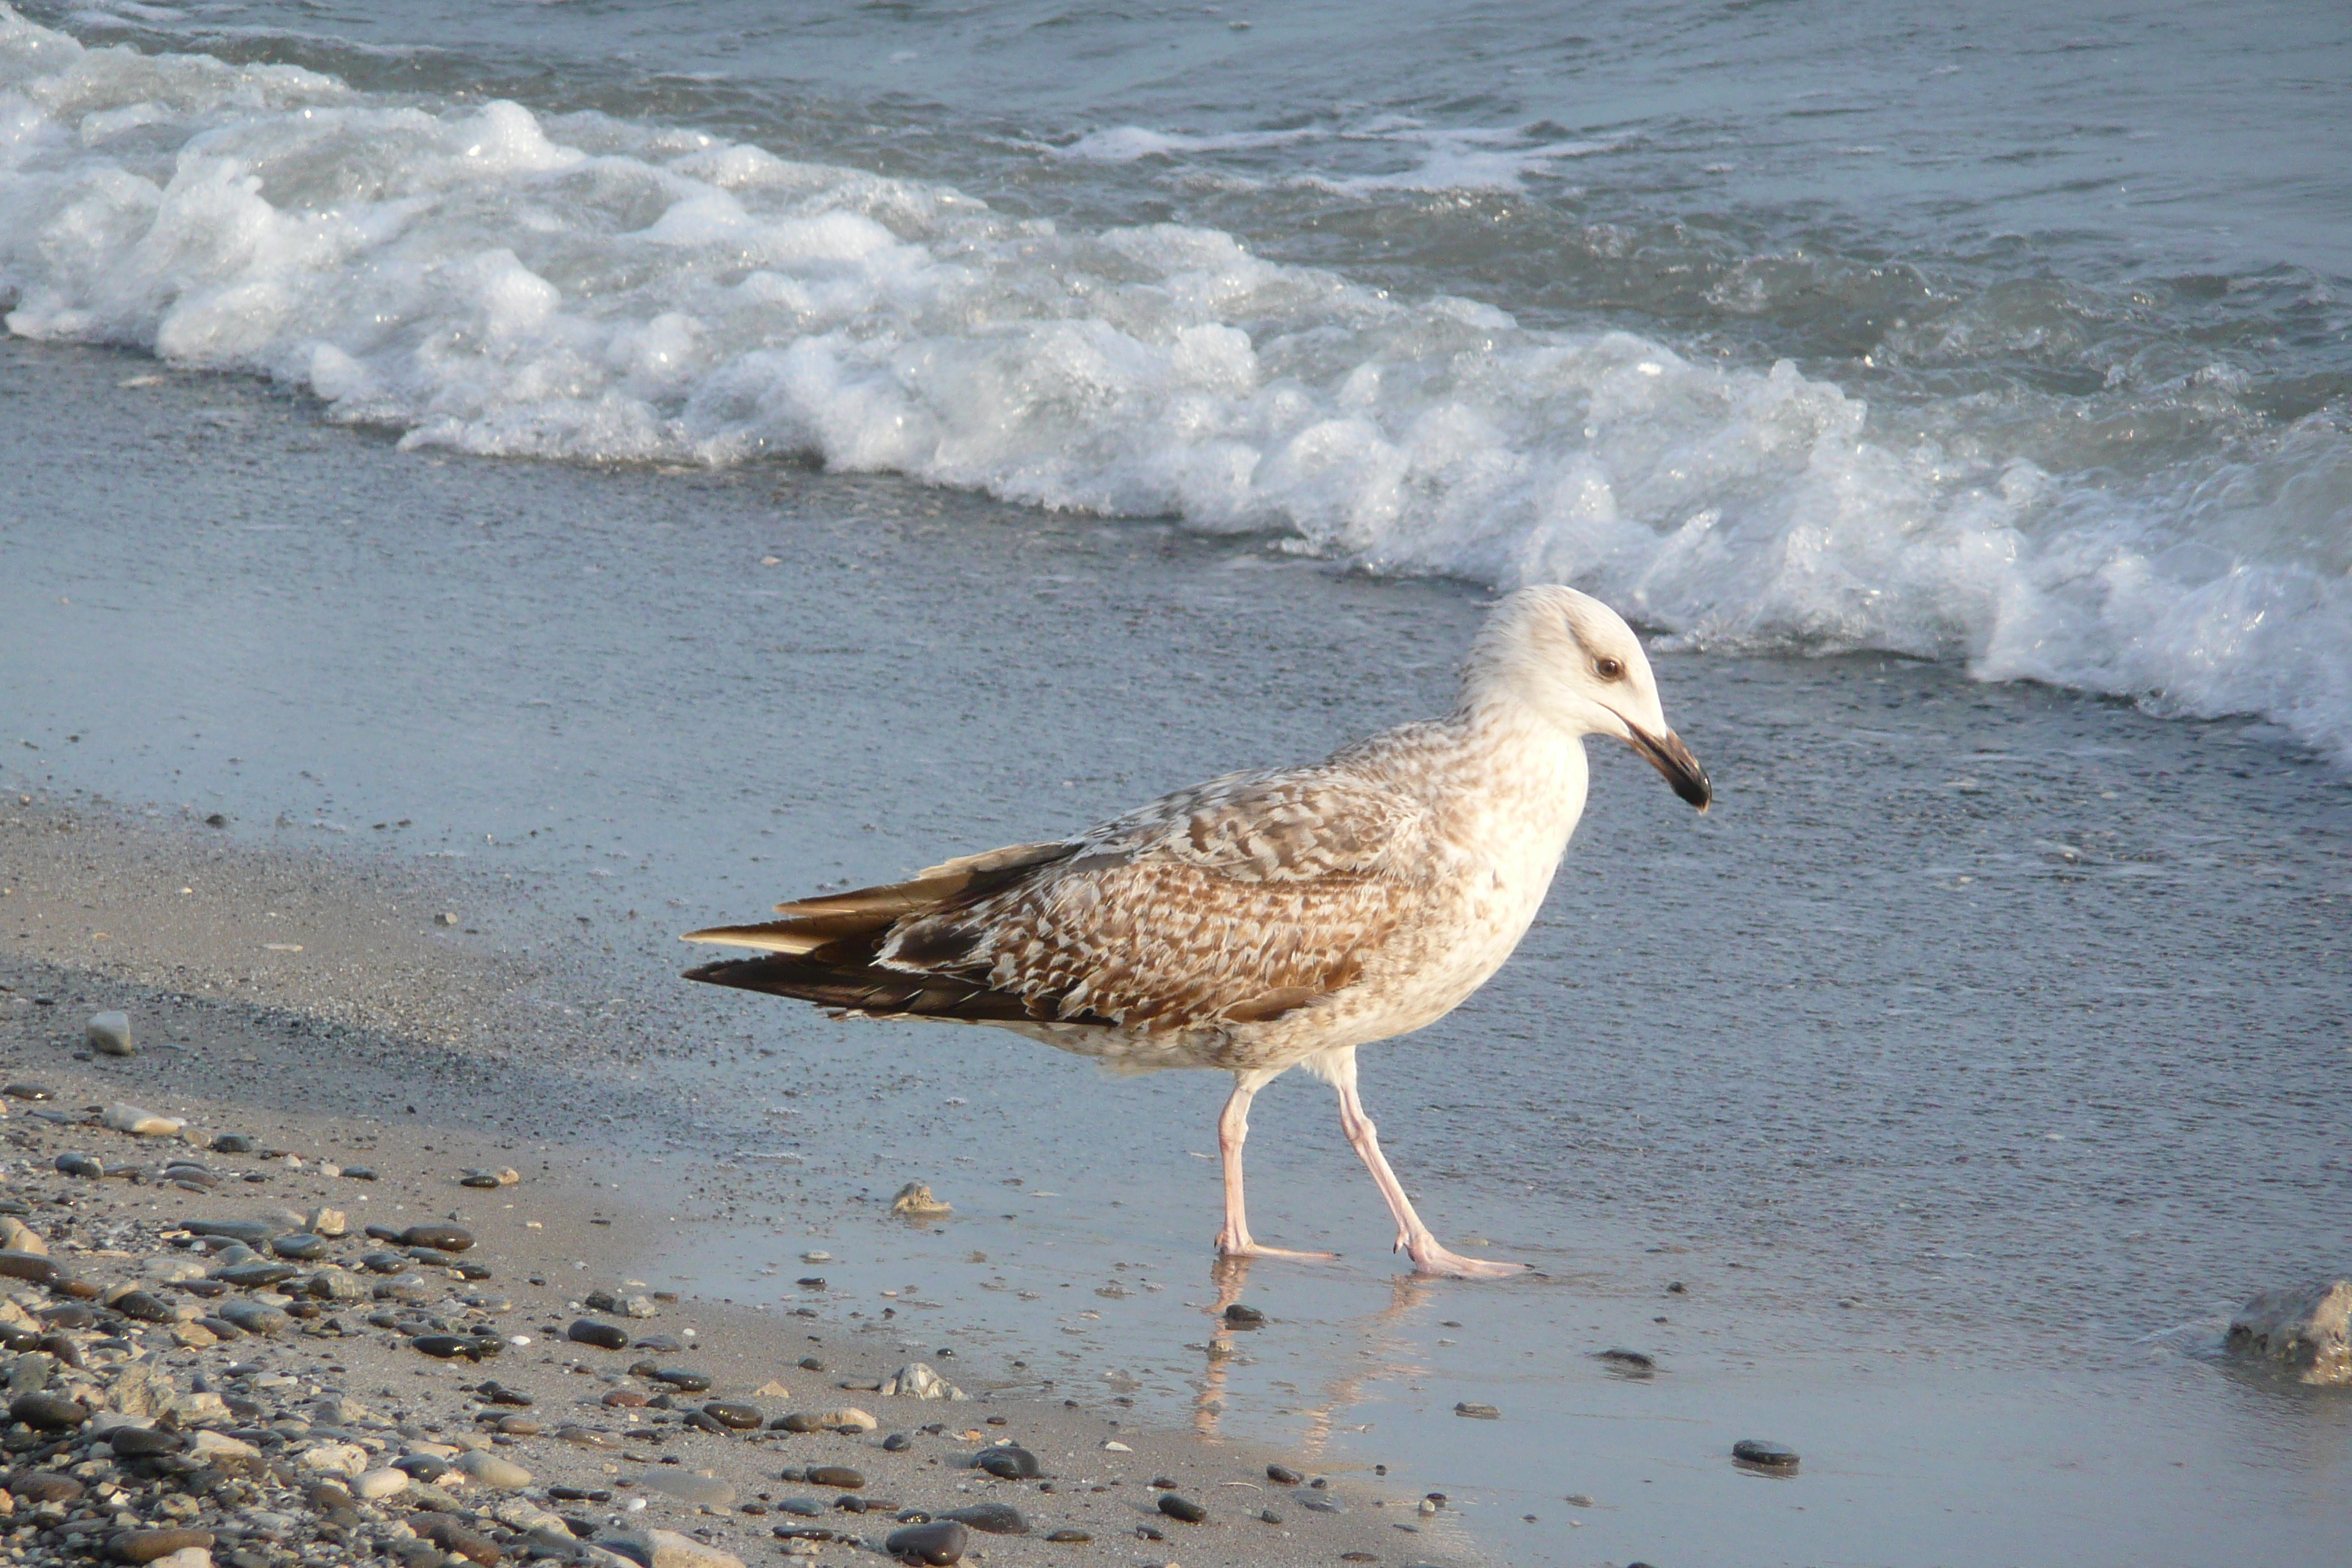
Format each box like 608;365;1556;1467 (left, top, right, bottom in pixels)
108;1529;215;1564
1732;1439;1800;1470
454;1450;534;1489
209;1134;257;1153
649;1366;713;1392
568;1319;629;1349
0;1250;61;1284
603;1529;748;1568
1158;1494;1207;1523
587;1285;661;1318
10;1392;88;1428
86;1011;135;1056
885;1520;968;1565
703;1400;764;1429
110;1427;187;1458
883;1360;963;1399
411;1333;481;1360
974;1446;1041;1480
1267;1464;1303;1484
216;1300;290;1335
631;1469;736;1507
941;1502;1028;1535
459;1166;521;1188
1454;1401;1501;1420
1221;1303;1264;1327
804;1465;866;1490
3;1082;54;1099
1046;1529;1091;1543
353;1468;410;1500
102;1103;183;1137
56;1153;104;1178
270;1232;328;1259
399;1222;474;1251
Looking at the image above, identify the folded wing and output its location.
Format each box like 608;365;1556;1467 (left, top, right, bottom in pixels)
682;768;1433;1036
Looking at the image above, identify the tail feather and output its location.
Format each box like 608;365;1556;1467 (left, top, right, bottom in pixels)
681;838;1102;1028
681;840;1074;956
682;951;1115;1028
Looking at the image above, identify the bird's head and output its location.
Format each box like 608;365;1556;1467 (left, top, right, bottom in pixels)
1463;584;1711;810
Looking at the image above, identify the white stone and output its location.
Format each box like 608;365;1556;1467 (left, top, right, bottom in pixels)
86;1011;133;1055
489;1497;569;1534
102;1103;184;1137
353;1469;409;1501
141;1256;208;1283
881;1362;963;1400
151;1550;211;1568
2228;1281;2352;1385
0;1217;47;1256
308;1207;348;1237
297;1441;368;1478
603;1529;747;1568
453;1450;533;1489
816;1406;876;1432
191;1429;261;1466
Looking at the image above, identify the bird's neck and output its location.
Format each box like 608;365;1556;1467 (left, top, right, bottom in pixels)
1413;693;1591;859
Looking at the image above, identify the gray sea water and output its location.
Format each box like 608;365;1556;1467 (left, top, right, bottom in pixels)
4;0;2351;750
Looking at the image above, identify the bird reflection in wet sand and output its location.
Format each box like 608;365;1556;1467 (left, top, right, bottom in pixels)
1191;1255;1448;1454
686;587;1709;1277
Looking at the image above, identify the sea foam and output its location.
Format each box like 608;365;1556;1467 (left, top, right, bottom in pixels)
4;7;2348;758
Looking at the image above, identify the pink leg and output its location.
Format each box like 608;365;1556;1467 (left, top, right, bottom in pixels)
1330;1050;1527;1279
1214;1069;1335;1262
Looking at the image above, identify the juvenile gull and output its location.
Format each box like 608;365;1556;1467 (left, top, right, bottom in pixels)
683;585;1710;1278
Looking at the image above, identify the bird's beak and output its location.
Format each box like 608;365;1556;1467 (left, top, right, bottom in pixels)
1624;723;1711;810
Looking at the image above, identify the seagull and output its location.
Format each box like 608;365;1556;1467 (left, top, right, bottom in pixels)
682;585;1711;1278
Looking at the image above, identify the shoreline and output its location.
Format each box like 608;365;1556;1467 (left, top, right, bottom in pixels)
0;796;1480;1568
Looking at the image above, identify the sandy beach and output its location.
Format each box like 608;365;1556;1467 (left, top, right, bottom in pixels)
3;331;2349;1567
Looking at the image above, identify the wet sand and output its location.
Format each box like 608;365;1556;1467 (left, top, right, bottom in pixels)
4;334;2351;1565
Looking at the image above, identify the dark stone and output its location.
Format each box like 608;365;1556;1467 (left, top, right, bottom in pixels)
1045;1529;1090;1543
1221;1303;1264;1327
10;1392;88;1428
974;1446;1040;1480
774;1413;818;1432
361;1252;411;1275
1597;1347;1656;1370
424;1518;501;1566
1732;1439;1800;1470
109;1427;187;1457
1158;1494;1207;1524
180;1220;271;1244
342;1165;378;1181
210;1134;256;1153
0;1251;60;1284
805;1465;865;1490
567;1320;627;1351
13;1472;85;1502
632;1334;684;1354
478;1382;533;1406
1267;1463;1303;1484
941;1503;1028;1536
649;1367;711;1392
548;1485;613;1502
399;1224;474;1252
364;1224;404;1243
683;1409;728;1434
393;1455;452;1480
882;1432;911;1452
40;1303;99;1329
214;1262;299;1289
407;1248;462;1269
884;1520;967;1565
412;1334;480;1360
56;1153;103;1179
108;1528;216;1564
271;1234;327;1260
702;1401;762;1430
214;1300;290;1336
110;1291;175;1324
4;1084;54;1100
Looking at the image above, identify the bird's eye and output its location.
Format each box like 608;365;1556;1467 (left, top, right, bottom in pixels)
1596;657;1625;680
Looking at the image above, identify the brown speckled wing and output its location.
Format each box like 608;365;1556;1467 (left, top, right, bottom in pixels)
879;769;1432;1033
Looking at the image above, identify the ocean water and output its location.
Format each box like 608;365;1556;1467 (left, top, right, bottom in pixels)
4;0;2351;757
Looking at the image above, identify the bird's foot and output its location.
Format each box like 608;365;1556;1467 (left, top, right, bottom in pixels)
1215;1229;1338;1262
1403;1235;1529;1280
